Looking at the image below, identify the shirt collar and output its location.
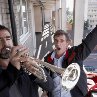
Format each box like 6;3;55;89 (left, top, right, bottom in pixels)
51;51;66;60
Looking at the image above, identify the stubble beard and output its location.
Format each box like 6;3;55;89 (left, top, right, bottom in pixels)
0;46;11;59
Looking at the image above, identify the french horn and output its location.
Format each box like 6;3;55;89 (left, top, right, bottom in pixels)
23;57;80;91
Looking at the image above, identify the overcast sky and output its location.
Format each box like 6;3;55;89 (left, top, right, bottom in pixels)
66;0;88;20
66;0;74;12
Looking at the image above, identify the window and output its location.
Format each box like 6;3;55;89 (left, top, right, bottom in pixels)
18;0;29;36
84;65;95;72
22;0;28;34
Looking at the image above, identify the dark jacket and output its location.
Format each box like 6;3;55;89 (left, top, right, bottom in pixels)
44;25;97;97
0;64;20;97
0;63;54;97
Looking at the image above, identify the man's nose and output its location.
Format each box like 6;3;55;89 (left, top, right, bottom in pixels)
57;41;61;45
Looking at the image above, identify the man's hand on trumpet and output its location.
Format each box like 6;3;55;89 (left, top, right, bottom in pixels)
9;45;29;70
19;56;47;81
20;56;39;74
8;45;42;77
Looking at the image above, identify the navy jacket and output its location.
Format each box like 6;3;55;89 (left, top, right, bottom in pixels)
44;25;97;97
0;63;54;97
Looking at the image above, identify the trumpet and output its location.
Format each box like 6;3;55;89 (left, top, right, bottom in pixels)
22;57;80;91
3;47;80;91
21;58;47;82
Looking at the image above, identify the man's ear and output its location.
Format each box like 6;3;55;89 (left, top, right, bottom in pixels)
68;39;72;45
67;39;72;48
66;42;69;48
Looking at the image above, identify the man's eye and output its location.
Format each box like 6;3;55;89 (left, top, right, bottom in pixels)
60;40;64;42
54;41;58;43
6;38;11;40
6;36;11;40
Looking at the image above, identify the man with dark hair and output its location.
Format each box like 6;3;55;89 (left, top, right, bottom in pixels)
0;25;11;32
42;26;97;97
53;30;71;42
0;25;54;97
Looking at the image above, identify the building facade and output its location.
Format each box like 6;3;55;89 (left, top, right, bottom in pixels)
87;0;97;30
0;0;67;56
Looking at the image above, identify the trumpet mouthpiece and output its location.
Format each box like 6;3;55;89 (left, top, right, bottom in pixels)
0;46;11;59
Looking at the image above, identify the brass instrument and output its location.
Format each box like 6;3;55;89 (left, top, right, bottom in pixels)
24;57;80;91
21;58;47;82
3;47;80;91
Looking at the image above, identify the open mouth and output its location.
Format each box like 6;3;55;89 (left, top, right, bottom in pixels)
57;47;61;50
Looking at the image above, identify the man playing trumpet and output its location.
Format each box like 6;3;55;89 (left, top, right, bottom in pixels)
0;25;54;97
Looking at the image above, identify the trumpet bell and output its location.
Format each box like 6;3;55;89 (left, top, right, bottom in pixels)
62;63;80;91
